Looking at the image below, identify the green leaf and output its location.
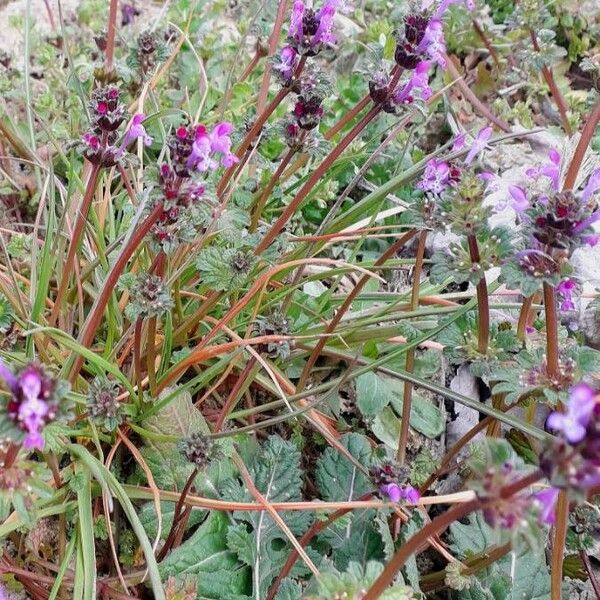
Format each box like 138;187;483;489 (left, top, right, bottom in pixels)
315;434;384;569
389;387;445;439
76;468;96;600
159;512;250;599
371;406;401;450
356;372;395;416
222;436;313;599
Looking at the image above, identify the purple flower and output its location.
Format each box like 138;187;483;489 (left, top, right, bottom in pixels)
528;150;561;191
121;114;153;150
432;0;475;19
533;487;559;524
186;122;238;171
464;126;492;165
394;61;433;104
402;485;421;504
274;46;298;81
452;132;466;151
557;278;577;312
380;483;420;504
0;362;62;451
547;384;596;443
508;185;529;213
581;168;600;204
121;3;140;26
314;1;337;46
289;1;305;42
418;158;450;194
380;482;402;503
416;20;446;68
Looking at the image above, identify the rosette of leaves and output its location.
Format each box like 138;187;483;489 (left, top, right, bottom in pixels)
126;30;169;78
252;312;292;360
437;314;520;377
438;170;492;236
196;246;257;292
86;376;124;432
430;227;512;286
501;247;568;298
119;273;174;321
491;344;600;405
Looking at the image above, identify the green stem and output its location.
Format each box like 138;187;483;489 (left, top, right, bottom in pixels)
397;230;427;464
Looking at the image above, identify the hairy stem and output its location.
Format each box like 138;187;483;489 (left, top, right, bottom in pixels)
133;319;144;404
516;294;535;341
579;548;600;598
467;235;489;355
397;230;428;464
471;19;500;69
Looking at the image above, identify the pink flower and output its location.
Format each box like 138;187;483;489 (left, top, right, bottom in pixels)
209;122;239;168
432;0;475;19
464;126;492;165
547;384;596;443
188;135;218;172
380;483;420;504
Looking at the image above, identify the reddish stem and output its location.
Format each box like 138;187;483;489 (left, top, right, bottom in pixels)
563;98;600;190
250;147;296;231
363;470;543;599
69;203;164;383
105;0;119;73
325;94;371;140
444;55;511;133
471;19;500;69
467;235;489;355
529;30;572;135
543;282;559;379
214;357;257;431
255;104;383;255
50;163;101;326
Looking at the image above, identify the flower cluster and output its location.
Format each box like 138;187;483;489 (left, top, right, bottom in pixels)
370;461;420;504
80;86;152;167
168;122;238;177
179;433;217;469
501;149;600;305
529;385;600;523
87;377;124;432
0;361;69;450
122;273;174;321
127;30;169;78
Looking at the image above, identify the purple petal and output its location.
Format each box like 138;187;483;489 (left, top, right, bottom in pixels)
402;485;420;504
582;168;600;204
0;359;17;392
380;483;402;503
533;487;559;524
